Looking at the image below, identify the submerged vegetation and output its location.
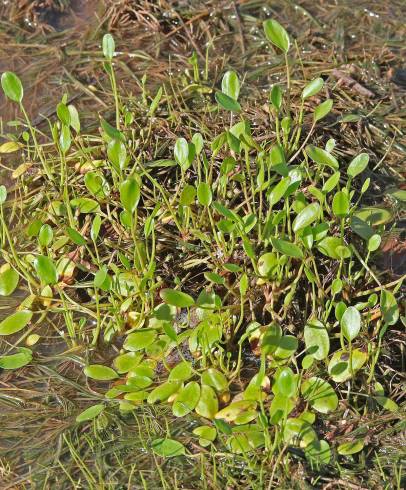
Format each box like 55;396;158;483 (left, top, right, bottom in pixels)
0;2;405;489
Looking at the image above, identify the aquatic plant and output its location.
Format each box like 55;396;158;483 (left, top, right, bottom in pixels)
0;21;403;474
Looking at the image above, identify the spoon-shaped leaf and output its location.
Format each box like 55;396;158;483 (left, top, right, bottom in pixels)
314;99;333;122
347;153;369;178
174;137;189;170
160;288;194;308
173;382;201;417
0;347;32;369
270;84;283;111
292;202;320;233
306;145;339;170
302;78;324;99
151;438;186;457
301;377;338;413
102;33;115;60
221;71;240;100
380;289;399;326
271;237;303;259
1;71;23;102
263;19;290;53
0;185;7;204
76;404;104;423
120;177;140;213
0;310;33;335
34;255;58;285
341;306;361;342
197;182;212;206
215;92;241;112
0;265;19;296
147;381;181;404
275;367;297;397
84;364;118;381
332;190;349;218
304;320;330;360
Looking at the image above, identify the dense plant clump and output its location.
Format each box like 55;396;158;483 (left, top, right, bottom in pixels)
0;21;403;470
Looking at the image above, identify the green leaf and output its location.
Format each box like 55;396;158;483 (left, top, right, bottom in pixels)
151;438;186;458
124;329;157;351
193;426;217;447
147;381;181;404
0;265;19;296
305;439;331;467
374;395;399;412
0;347;32;369
180;184;196;206
221;71;240;101
195;384;218;419
76;404;104;423
338;439;364;456
270;84;283;111
301;377;338;413
102;33;115;60
68;104;80;132
59;125;71;154
70;197;100;214
174;137;190;171
120;177;140;213
328;349;367;382
91;215;102;242
201;368;228;393
0;310;33;335
192;133;204;154
160;288;194;308
84;364;118;381
268;176;291;207
1;71;23;102
0;185;7;204
149;86;163;116
169;361;193;381
197;182;212;206
302;78;324;99
57;102;70;126
263;19;290;53
292;202;320;233
317;236;345;259
332;191;349;217
84;171;109;198
269;393;295;422
271;237;303;259
258;252;278;278
306;145;339;170
353;207;392;226
173;382;201;417
34;255;58;285
275;367;297;397
314;99;333;122
107;139;127;171
283;418;317;447
341;306;361;342
215;92;241;112
350;216;374;240
113;352;142;373
380;290;399;326
367;234;381;252
66;227;87;246
38;224;53;247
101;118;124;141
304;319;330;360
347;153;369;178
